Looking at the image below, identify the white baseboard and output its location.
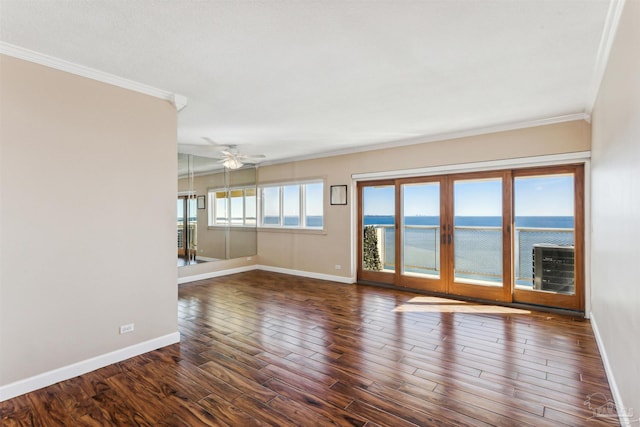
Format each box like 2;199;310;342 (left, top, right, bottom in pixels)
590;313;633;426
196;256;218;262
257;265;356;284
0;332;180;402
178;265;258;284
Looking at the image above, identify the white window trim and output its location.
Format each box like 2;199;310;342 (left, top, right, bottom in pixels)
207;185;257;228
258;180;325;230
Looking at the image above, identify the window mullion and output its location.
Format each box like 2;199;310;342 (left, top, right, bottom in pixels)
300;184;306;228
279;186;284;227
260;187;265;226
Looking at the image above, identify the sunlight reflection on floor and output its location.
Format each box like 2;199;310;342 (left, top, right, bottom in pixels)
393;296;531;314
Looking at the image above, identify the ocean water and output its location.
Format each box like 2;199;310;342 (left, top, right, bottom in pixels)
364;215;574;228
262;215;574;229
264;216;323;227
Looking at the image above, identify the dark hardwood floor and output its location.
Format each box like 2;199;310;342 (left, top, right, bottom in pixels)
1;270;620;426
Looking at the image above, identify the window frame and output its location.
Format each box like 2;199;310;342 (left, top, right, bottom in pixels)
259;180;325;230
207;185;257;228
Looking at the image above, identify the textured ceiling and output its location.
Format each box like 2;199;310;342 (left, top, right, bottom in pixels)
0;0;610;165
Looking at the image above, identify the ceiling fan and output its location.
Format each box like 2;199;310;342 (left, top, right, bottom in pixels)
178;137;266;169
215;145;266;169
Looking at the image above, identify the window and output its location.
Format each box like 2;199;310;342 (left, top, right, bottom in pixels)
208;186;257;227
283;185;300;226
230;189;244;225
262;187;280;225
214;191;228;225
260;181;324;229
245;188;257;225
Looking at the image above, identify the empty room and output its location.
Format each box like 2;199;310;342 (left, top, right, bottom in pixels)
1;0;638;426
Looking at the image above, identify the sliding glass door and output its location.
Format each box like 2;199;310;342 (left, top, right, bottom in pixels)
357;165;584;311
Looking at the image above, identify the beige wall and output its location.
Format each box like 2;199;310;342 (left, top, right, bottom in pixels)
257;120;590;278
0;56;178;386
591;0;640;420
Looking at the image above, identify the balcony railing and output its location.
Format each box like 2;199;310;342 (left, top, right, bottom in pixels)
369;224;573;285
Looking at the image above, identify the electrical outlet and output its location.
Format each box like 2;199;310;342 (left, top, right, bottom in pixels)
335;264;342;270
119;323;134;334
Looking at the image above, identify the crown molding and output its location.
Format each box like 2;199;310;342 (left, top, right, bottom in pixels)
585;0;626;114
260;112;590;168
0;42;187;111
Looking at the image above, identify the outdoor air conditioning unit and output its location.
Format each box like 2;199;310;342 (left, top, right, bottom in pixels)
532;244;575;294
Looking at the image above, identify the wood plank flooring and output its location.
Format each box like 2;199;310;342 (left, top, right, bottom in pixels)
1;270;620;426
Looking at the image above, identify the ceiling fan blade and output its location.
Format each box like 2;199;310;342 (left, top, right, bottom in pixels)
177;141;233;161
178;142;212;148
237;154;266;160
201;137;233;149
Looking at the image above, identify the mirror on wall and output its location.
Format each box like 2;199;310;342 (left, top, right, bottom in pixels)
177;153;257;267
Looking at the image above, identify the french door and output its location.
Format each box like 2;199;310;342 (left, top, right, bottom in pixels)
359;181;397;285
177;195;197;259
447;171;512;302
357;165;584;311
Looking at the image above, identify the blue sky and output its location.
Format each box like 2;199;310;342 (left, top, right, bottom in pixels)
404;183;439;216
514;175;574;216
364;175;574;217
305;183;323;215
455;179;502;216
263;182;324;218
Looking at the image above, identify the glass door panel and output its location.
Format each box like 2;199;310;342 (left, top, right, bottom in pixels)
177;198;186;256
359;183;396;284
514;174;575;294
401;182;441;279
187;196;197;260
452;177;504;286
513;166;583;311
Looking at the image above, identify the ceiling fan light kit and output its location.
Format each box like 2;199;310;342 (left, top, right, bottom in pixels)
223;157;244;169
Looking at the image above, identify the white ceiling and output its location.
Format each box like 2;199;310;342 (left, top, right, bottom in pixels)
0;1;611;165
